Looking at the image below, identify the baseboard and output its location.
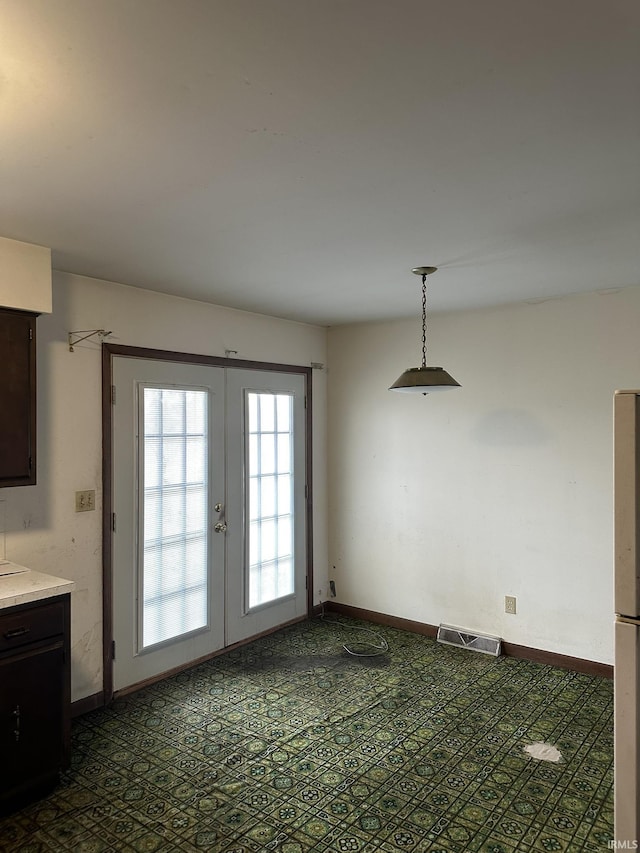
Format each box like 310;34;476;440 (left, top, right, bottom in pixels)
71;691;104;718
500;641;613;679
325;602;437;638
323;602;613;679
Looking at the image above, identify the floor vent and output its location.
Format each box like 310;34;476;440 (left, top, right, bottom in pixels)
437;624;502;657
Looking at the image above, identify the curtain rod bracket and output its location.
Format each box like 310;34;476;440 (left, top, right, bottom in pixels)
68;329;113;352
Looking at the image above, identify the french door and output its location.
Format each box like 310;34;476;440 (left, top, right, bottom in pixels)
111;356;308;692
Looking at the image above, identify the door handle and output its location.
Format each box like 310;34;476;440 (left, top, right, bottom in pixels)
214;522;227;533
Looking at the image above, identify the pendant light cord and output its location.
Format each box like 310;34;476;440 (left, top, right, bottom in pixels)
421;273;427;368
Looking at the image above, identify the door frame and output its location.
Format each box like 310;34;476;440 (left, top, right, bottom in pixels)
102;343;313;703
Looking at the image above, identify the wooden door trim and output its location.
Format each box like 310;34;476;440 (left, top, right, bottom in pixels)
102;343;313;704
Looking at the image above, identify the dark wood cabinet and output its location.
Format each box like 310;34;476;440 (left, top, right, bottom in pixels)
0;307;37;487
0;595;71;812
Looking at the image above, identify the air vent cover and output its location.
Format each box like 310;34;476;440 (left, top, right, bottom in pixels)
437;624;502;657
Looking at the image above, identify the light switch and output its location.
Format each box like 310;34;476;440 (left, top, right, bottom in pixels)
75;490;95;512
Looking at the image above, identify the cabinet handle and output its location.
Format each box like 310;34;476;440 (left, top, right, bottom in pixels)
13;705;20;742
4;626;30;639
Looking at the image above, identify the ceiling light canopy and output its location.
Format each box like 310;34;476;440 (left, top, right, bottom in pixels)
389;267;461;395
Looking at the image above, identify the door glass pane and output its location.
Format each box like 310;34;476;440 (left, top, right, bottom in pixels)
246;391;294;609
140;386;209;650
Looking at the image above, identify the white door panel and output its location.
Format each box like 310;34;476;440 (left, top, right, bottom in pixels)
112;358;226;691
225;369;307;645
112;357;308;691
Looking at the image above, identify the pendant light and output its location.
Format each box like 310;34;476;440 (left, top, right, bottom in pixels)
389;266;461;394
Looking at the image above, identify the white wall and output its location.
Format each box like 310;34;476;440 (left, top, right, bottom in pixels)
2;271;328;702
328;286;640;665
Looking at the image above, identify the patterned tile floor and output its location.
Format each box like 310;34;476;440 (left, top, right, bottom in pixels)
0;617;614;852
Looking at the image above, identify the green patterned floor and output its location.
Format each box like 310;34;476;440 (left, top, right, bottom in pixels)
0;617;614;852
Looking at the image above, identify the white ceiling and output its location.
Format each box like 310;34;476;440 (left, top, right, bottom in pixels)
1;0;638;326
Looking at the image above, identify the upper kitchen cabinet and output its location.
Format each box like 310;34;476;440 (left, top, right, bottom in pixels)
0;236;52;488
0;237;52;315
0;309;37;487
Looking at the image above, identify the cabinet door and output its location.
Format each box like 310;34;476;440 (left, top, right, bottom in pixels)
0;308;36;487
0;642;64;802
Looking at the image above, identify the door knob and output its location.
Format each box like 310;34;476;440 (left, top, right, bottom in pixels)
214;522;227;533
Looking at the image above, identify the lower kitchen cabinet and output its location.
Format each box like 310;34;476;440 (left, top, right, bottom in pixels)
0;594;71;812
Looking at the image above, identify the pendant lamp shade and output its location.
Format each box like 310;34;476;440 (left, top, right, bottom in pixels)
389;267;461;395
389;366;460;393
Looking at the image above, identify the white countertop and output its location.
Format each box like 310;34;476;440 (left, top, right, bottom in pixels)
0;563;75;610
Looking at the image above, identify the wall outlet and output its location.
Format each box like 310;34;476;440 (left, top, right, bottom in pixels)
505;595;517;615
329;580;336;597
75;490;96;512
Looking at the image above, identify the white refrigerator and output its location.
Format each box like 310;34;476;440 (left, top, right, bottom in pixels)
614;390;640;844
